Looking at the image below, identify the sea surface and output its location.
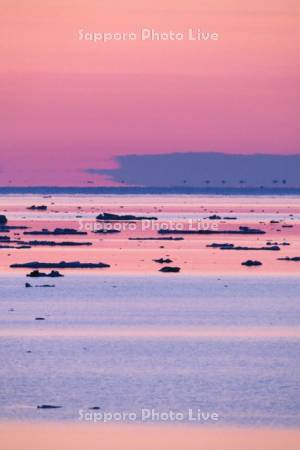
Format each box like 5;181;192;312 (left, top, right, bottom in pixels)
0;274;299;426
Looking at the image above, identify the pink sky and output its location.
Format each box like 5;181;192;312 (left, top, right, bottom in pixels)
1;0;299;185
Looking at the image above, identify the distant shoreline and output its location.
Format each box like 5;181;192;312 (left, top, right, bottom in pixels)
0;187;300;195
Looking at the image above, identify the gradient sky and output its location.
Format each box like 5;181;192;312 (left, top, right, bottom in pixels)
1;0;299;185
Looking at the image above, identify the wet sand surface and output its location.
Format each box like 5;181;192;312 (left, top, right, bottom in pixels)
0;424;300;450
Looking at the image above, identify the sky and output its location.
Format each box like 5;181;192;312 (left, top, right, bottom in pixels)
1;0;299;186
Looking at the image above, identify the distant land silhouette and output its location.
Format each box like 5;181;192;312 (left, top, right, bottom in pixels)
86;152;300;188
1;187;300;195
